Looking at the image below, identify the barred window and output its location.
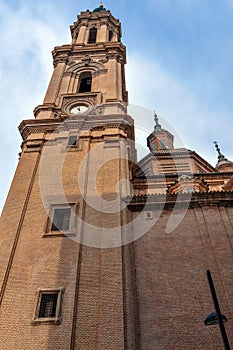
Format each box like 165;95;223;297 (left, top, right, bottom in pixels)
33;288;64;324
51;208;71;231
39;293;58;318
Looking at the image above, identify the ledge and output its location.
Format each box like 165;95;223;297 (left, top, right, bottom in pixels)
125;191;233;211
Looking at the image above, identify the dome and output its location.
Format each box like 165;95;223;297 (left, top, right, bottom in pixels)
93;3;106;12
214;142;233;172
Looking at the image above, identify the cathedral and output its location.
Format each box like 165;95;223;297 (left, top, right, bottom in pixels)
0;4;233;349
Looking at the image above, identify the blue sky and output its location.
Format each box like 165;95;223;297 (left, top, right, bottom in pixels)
0;0;233;212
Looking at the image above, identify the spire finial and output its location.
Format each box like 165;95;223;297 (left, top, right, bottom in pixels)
154;111;161;131
214;141;228;161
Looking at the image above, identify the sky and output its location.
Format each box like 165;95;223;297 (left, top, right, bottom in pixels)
0;0;233;212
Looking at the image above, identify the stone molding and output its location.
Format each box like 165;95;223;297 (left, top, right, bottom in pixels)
126;191;233;211
65;58;107;75
52;45;72;67
18;116;134;141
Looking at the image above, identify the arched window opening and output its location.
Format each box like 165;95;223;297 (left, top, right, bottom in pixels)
108;30;113;41
78;72;92;93
88;27;97;44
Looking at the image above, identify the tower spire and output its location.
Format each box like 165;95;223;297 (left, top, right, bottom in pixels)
147;111;174;151
154;111;162;131
214;141;233;172
214;141;228;162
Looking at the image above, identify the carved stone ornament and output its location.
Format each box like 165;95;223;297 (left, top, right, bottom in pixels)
106;53;124;64
98;57;108;64
223;176;233;191
81;55;91;66
67;60;77;66
65;60;107;75
167;176;209;194
91;105;104;116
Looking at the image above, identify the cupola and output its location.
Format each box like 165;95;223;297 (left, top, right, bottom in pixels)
214;141;233;172
147;112;174;152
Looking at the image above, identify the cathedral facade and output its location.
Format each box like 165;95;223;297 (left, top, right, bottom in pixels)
0;5;233;349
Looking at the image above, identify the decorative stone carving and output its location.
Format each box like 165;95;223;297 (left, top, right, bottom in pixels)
66;60;107;75
167;175;209;194
81;54;91;66
52;46;72;67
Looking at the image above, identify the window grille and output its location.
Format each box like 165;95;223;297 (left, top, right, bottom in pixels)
52;208;71;231
33;288;64;324
38;293;58;318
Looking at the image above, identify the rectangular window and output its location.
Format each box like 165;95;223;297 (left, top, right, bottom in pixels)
44;203;78;237
68;135;77;146
108;30;113;41
145;211;153;220
33;288;64;325
39;293;58;318
88;27;97;43
51;208;71;231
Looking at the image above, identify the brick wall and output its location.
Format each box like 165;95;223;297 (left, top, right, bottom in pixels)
133;206;233;349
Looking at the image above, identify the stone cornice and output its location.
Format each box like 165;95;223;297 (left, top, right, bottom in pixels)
18;119;63;140
18;115;134;141
52;45;72;67
134;171;233;181
126;191;233;211
52;42;126;67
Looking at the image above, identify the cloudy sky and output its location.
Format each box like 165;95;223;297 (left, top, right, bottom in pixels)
0;0;233;212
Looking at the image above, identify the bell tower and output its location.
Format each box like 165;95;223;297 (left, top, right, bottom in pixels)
0;5;138;350
35;3;128;121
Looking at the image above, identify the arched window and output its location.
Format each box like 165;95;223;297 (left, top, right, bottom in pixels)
78;72;92;93
88;27;97;44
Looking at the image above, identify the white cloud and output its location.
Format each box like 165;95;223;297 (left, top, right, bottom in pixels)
0;1;232;213
126;52;233;166
0;2;68;212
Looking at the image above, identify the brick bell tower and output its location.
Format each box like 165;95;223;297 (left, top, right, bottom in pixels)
0;4;138;350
